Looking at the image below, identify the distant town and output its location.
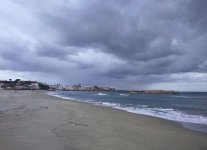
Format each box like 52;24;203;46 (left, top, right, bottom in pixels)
0;79;115;91
0;79;177;94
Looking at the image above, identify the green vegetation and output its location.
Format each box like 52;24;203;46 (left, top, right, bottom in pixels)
38;83;50;90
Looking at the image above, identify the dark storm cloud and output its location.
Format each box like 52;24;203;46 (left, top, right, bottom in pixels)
35;43;70;60
185;0;207;30
42;0;173;60
0;0;207;90
36;0;207;76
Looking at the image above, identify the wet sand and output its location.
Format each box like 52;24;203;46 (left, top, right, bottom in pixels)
0;90;207;150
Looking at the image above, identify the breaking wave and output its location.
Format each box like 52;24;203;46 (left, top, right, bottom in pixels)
48;92;207;125
96;93;108;96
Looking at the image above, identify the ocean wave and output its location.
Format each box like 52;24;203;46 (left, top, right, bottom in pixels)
48;92;96;104
48;92;207;125
97;101;207;125
48;92;79;101
119;93;129;96
170;95;206;99
96;93;108;96
101;102;121;107
170;95;194;99
118;106;207;125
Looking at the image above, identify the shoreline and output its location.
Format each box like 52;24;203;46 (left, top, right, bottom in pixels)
0;90;207;150
48;91;207;133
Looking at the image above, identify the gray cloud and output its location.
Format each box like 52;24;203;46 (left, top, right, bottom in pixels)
0;0;207;90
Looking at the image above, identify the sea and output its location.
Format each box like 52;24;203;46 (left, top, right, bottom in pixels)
49;91;207;133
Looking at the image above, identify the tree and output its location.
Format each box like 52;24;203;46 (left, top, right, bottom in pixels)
38;83;50;90
14;79;21;83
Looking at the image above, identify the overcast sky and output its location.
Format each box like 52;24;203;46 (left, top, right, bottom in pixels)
0;0;207;91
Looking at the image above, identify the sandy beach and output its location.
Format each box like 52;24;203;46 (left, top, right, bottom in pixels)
0;90;206;150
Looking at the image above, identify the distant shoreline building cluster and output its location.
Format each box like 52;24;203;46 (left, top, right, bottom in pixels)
0;79;177;94
0;80;116;92
49;84;116;91
0;79;48;90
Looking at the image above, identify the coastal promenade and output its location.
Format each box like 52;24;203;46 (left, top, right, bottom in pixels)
0;90;207;150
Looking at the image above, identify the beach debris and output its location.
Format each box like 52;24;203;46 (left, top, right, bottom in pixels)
39;106;49;109
68;121;88;126
52;121;88;134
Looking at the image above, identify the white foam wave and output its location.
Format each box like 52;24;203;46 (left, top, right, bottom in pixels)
170;95;206;99
96;93;108;96
48;92;79;101
118;106;207;125
48;92;207;125
120;94;129;96
101;102;120;107
170;95;194;99
86;100;207;125
48;92;96;104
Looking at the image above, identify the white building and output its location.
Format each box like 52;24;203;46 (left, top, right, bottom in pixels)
29;83;40;90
